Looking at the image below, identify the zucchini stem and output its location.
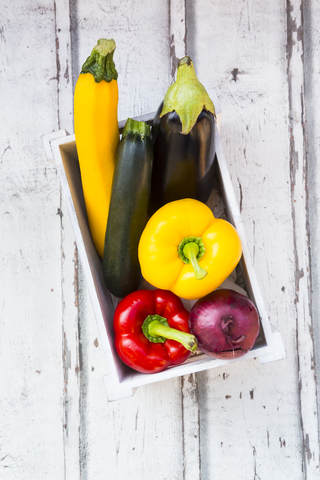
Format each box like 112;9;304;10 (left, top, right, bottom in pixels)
122;118;151;140
81;38;118;83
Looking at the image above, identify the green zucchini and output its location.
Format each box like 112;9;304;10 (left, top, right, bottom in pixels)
103;118;153;298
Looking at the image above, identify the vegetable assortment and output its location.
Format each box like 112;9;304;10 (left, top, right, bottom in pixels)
74;39;260;374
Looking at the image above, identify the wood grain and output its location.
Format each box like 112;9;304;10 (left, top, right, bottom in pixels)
286;1;320;476
55;0;82;476
187;0;319;478
303;0;320;448
0;1;65;478
68;2;186;479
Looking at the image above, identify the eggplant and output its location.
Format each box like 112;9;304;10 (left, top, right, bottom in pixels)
150;56;216;214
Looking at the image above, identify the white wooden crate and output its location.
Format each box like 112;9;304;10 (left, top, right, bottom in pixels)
42;103;285;402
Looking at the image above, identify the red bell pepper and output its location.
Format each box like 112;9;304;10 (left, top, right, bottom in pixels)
113;289;198;374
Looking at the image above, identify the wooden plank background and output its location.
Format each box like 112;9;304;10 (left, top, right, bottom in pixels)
1;0;320;478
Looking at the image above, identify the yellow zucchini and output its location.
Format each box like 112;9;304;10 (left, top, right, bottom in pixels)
74;39;119;258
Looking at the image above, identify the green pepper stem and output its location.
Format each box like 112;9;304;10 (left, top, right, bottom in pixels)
81;38;118;83
142;315;198;352
148;321;197;352
183;242;207;280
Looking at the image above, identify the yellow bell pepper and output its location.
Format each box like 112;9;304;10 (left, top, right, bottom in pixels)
138;198;242;300
74;39;119;258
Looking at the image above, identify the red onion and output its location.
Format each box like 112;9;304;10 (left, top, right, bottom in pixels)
189;289;260;359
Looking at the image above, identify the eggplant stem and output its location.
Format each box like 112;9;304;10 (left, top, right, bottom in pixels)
160;56;215;134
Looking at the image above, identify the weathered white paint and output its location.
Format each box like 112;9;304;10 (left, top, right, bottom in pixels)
1;0;320;479
0;1;65;478
303;0;320;445
169;0;186;80
54;0;82;477
286;1;320;476
188;0;319;478
67;3;188;480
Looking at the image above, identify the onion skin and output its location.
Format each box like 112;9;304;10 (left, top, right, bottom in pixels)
189;289;260;359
